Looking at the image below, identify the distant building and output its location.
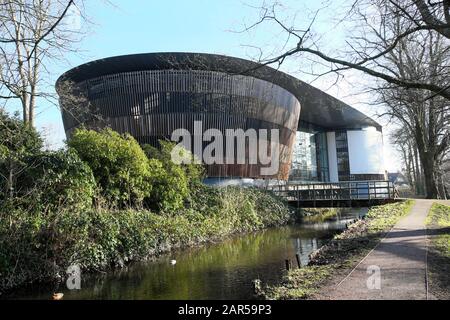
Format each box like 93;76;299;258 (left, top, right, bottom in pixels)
388;172;409;187
56;52;385;183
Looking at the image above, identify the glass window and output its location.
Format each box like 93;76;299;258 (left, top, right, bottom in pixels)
335;130;350;181
315;132;329;182
289;131;318;182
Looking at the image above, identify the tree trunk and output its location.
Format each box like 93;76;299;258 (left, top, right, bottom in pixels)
413;146;423;195
420;153;440;199
8;163;13;199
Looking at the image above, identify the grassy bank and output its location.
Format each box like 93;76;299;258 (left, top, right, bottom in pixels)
0;186;290;293
426;203;450;300
260;200;414;299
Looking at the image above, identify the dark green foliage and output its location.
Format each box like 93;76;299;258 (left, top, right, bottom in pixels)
185;183;222;216
0;114;290;293
142;140;207;211
0;110;42;155
0;187;290;293
68;128;153;207
19;149;96;212
143;140;205;185
144;147;189;212
67;129;194;211
0;111;94;212
0;110;43;201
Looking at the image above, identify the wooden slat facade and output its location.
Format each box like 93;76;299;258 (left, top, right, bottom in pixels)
59;69;301;180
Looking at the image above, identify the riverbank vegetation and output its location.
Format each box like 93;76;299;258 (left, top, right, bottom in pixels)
426;203;450;299
0;111;290;293
260;200;414;299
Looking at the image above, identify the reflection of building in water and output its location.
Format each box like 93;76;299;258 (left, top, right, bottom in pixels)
294;237;320;266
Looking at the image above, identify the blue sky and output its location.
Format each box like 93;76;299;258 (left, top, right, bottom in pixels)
34;0;276;146
8;0;400;170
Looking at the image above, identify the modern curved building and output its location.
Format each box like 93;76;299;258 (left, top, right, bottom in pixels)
56;52;385;182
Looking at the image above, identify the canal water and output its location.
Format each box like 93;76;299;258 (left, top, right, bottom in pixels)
10;208;366;300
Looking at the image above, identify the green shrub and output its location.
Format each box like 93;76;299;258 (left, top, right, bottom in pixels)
0;185;290;293
18;149;96;212
0;119;292;293
143;140;205;186
0;110;42;155
143;140;207;212
185;183;222;216
68;128;153;207
0;110;43;202
217;187;290;232
0;112;94;212
147;160;188;212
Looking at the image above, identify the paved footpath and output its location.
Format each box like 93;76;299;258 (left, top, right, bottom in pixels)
323;199;450;300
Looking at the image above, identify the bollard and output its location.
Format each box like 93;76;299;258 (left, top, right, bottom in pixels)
295;254;302;268
252;279;262;295
285;259;292;271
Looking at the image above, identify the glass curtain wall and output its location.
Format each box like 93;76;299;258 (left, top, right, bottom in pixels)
315;132;329;182
335;130;350;181
289;131;318;182
289;128;330;183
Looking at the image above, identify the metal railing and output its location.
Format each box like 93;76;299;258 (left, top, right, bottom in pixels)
268;180;398;202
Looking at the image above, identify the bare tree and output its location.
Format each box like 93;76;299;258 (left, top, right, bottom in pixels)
373;9;450;198
241;0;450;101
242;0;449;198
439;154;450;198
0;0;87;126
413;0;450;38
390;128;425;195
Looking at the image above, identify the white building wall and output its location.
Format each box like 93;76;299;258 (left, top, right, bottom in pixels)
347;128;385;174
326;132;339;182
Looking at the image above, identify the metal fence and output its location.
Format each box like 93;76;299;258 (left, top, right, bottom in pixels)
269;180;398;202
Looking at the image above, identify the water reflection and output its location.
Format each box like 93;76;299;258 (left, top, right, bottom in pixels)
10;208;365;300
